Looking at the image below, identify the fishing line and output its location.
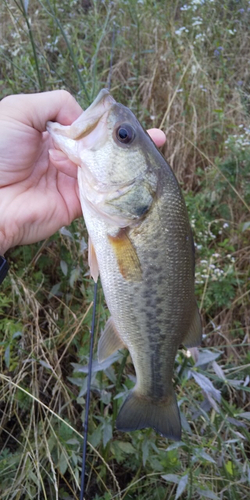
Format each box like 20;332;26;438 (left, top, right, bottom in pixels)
79;23;117;500
80;280;98;500
107;23;116;92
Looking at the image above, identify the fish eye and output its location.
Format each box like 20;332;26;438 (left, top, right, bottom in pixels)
116;124;135;145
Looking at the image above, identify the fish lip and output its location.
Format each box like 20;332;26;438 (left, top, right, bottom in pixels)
69;89;116;139
46;88;116;140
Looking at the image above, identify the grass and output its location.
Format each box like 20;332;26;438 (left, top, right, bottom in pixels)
0;0;250;499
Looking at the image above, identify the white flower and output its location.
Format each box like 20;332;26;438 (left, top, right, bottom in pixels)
195;33;206;41
175;27;189;36
192;17;203;26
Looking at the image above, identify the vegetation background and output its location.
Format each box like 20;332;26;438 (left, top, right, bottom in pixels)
0;0;249;499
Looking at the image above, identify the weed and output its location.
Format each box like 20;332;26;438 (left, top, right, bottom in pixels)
0;0;249;499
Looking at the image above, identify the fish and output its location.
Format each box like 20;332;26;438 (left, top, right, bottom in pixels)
47;89;202;440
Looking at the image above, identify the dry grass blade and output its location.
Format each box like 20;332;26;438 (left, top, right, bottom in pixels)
0;0;250;499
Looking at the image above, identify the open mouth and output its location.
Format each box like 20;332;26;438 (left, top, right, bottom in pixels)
70;89;115;140
47;89;115;141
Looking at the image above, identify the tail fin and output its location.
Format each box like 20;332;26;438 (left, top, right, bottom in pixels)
116;389;181;440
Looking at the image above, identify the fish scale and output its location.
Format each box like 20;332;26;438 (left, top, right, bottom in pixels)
47;89;202;440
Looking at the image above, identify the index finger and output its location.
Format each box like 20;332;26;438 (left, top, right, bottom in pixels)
1;90;83;131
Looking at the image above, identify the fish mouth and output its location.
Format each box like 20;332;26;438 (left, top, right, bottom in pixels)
47;89;115;144
68;88;116;140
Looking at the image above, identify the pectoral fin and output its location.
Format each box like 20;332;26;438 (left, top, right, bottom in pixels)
98;317;126;362
108;229;142;282
88;237;99;282
182;304;202;347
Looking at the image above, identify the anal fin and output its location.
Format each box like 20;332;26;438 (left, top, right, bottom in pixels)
88;237;99;283
182;303;202;348
98;317;126;363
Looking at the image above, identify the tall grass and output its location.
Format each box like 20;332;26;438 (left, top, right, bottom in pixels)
0;1;249;499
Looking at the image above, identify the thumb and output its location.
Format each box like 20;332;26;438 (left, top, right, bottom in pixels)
1;90;83;132
49;149;79;178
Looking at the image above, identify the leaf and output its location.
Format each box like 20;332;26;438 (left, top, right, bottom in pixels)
100;390;111;405
180;411;192;433
39;360;52;370
12;331;22;340
23;0;29;13
4;345;10;369
206;393;220;412
212;361;226;381
89;426;102;448
29;470;40;487
161;474;180;484
226;417;247;429
241;221;250;232
69;267;81;287
175;474;188;499
197;488;220;499
166;442;185;452
48;283;61;299
238;412;250;421
191;370;221;402
60;260;68;276
103;423;113;448
110;441;124;462
227;378;245;387
60;226;73;239
117;442;136;454
80;237;88;252
225;460;233;475
195;449;216;464
142;439;149;466
73;351;123;374
66;439;80;445
58;452;68;475
195;349;221;367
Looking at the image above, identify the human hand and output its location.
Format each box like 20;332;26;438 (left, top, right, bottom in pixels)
0;91;166;254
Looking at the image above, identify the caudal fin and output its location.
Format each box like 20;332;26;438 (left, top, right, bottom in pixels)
116;389;181;440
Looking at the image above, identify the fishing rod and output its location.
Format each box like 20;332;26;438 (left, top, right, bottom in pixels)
79;25;116;500
80;280;98;500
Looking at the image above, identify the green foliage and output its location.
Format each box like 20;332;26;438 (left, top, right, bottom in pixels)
0;0;250;498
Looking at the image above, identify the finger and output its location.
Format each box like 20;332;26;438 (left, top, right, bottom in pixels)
2;90;83;131
147;128;166;147
49;149;78;178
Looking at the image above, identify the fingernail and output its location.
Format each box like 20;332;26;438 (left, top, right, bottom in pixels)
49;149;67;161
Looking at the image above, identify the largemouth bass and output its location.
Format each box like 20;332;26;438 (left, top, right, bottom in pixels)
47;89;202;440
